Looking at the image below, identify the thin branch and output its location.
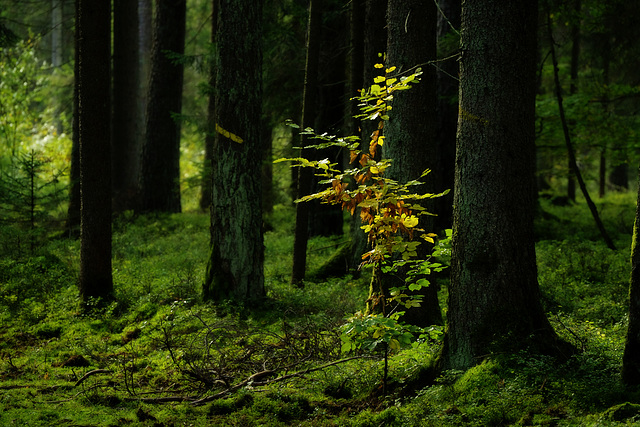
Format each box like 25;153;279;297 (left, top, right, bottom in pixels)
74;369;112;387
129;355;368;405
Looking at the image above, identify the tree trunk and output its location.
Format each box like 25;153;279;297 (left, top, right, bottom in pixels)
348;0;364;136
291;0;322;286
308;3;345;237
138;0;152;169
51;0;63;67
439;0;571;370
112;0;141;213
609;162;629;190
200;0;218;212
65;37;80;238
622;165;640;385
349;0;387;272
139;0;186;213
50;0;63;135
76;0;113;306
598;37;611;199
384;0;442;327
435;0;460;232
203;0;265;301
567;0;580;202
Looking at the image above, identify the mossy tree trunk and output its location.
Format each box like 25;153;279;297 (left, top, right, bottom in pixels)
622;166;640;385
384;0;442;327
203;0;265;302
439;0;571;370
76;0;113;306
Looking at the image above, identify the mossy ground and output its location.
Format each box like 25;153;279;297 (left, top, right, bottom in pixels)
1;192;640;426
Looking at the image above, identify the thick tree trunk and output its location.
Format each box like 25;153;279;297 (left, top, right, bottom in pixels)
204;0;265;301
384;0;442;327
112;0;141;213
440;0;570;370
139;0;186;213
76;0;113;306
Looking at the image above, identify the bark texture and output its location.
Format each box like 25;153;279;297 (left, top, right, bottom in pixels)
76;0;113;304
384;0;442;326
112;0;141;212
204;0;265;301
139;0;186;213
440;0;570;370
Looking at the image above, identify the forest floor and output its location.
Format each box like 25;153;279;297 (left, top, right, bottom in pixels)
2;192;640;426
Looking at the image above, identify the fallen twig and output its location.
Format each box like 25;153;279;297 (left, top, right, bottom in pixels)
190;355;366;405
131;355;367;405
74;369;112;387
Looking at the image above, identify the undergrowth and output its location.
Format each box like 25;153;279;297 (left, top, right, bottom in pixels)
1;192;640;426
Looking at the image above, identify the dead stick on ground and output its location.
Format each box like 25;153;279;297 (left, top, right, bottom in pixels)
74;369;112;387
132;355;368;405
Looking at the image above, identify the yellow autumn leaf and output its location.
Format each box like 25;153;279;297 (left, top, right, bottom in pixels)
386;66;397;73
374;63;384;68
403;215;419;228
373;75;386;83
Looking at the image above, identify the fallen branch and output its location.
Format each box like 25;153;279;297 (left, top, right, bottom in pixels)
74;369;112;387
191;355;366;405
132;355;367;405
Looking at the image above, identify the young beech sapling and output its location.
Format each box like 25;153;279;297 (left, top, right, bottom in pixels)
277;61;448;370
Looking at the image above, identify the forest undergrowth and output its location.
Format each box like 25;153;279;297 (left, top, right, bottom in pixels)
1;192;640;426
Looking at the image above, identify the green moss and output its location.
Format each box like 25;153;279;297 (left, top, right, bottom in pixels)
602;402;640;422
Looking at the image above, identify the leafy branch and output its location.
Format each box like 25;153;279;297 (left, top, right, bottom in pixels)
278;60;449;394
